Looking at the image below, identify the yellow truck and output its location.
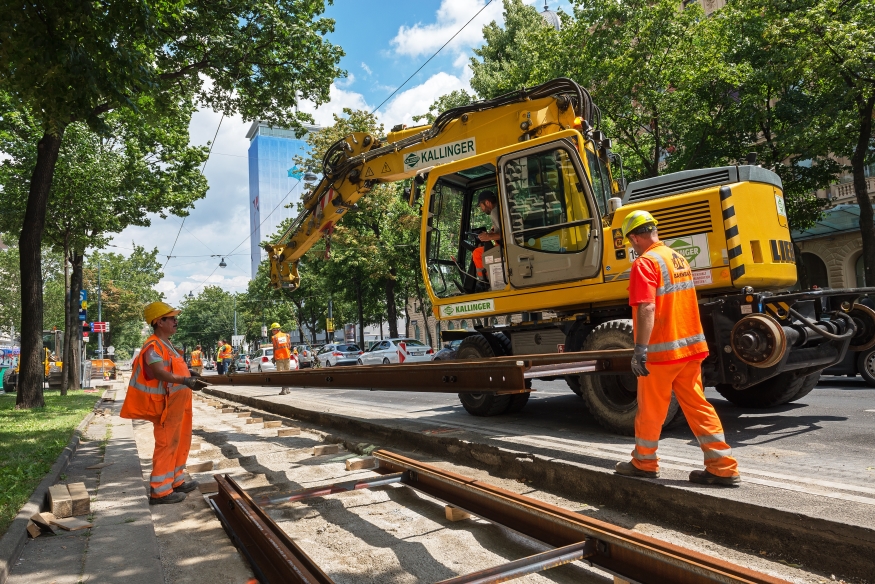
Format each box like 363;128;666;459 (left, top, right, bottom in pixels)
267;78;875;434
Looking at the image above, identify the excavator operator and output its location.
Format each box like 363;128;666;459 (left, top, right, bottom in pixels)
476;190;502;243
614;210;741;487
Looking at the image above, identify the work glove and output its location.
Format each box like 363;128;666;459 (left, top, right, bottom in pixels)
631;344;650;377
183;376;210;391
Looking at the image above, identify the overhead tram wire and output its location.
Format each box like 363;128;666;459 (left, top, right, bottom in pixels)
370;0;494;115
221;176;303;259
163;113;226;270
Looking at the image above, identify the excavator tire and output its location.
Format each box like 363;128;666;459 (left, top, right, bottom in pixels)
715;370;821;408
579;320;683;436
456;334;512;417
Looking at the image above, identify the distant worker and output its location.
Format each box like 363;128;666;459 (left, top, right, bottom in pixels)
615;211;740;486
216;340;226;375
218;339;233;376
270;323;292;396
121;301;207;504
190;345;203;376
476;190;501;244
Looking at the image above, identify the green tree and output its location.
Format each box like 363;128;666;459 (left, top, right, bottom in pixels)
412;90;477;124
0;0;344;407
175;287;240;360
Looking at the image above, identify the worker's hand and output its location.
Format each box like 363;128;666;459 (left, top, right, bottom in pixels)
477;232;491;242
631;344;649;377
183;376;210;391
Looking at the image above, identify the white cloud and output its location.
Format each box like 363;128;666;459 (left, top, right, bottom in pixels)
361;62;373;76
301;84;372;127
378;71;469;126
336;72;356;88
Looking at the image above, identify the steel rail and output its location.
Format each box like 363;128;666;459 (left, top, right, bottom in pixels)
256;472;406;507
206;348;631;393
212;451;789;584
374;450;789;584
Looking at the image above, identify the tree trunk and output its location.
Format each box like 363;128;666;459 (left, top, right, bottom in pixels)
67;254;84;390
792;240;809;290
852;95;875;288
356;280;364;348
385;268;399;338
414;281;433;347
61;248;71;396
17;129;64;409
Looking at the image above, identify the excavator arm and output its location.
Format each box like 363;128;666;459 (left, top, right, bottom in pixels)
266;78;598;290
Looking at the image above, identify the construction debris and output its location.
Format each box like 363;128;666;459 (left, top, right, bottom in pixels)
313;444;340;456
48;485;72;518
277;428;301;437
344;457;376;471
444;506;472;522
67;482;90;516
49;516;93;531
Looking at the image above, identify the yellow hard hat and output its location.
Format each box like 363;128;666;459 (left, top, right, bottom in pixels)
270;322;282;330
144;301;180;325
621;210;658;242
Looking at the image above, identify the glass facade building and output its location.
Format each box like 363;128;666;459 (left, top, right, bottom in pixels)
246;121;320;279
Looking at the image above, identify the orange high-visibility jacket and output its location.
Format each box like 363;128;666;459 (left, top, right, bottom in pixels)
190;350;203;366
272;332;292;360
218;344;233;360
632;242;709;363
120;335;190;424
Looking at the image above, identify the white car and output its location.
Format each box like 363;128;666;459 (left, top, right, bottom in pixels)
253;347;299;372
357;338;434;365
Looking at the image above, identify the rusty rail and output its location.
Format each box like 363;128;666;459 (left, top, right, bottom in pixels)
210;449;789;584
206;349;631;393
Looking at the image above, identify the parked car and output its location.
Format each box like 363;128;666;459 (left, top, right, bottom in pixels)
358;338;434;365
294;344;314;368
432;339;462;361
253;347;275;372
234;354;250;372
317;343;363;367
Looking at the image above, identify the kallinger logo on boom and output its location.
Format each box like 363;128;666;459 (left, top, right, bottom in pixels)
403;138;477;171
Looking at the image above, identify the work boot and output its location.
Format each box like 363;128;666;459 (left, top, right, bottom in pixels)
173;480;199;493
149;492;187;505
689;470;741;486
279;387;290;395
614;461;659;479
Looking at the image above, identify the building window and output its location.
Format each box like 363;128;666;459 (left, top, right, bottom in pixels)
461;320;468;329
801;253;829;288
448;321;455;330
414;323;421;341
856;254;867;287
491;317;498;325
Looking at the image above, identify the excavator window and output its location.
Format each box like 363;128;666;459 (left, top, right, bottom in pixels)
502;147;592;254
585;149;612;215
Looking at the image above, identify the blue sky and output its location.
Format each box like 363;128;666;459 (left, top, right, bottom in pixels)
110;0;572;305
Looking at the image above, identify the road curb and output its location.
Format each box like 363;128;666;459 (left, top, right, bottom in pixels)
0;391;105;584
204;386;875;581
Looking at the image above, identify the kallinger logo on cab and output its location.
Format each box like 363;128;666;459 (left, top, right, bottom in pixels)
442;298;494;317
403;138;477;171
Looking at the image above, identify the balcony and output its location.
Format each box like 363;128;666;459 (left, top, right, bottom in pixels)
818;175;875;205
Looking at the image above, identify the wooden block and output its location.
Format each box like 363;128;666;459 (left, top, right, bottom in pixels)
50;516;93;531
345;457;376;471
312;444;341;456
67;482;90;516
48;485;72;518
445;506;472;522
222;408;235;413
85;461;114;470
186;460;214;473
246;417;263;424
237;412;250;418
263;421;281;428
278;428;301;437
31;513;57;534
27;520;42;538
198;481;219;494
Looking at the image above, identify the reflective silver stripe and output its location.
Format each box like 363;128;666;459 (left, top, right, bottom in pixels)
168;383;188;394
635;437;659;449
151;483;173;495
649;334;707;355
151;470;175;482
696;433;726;446
632;450;657;461
174;465;185;474
703;447;733;460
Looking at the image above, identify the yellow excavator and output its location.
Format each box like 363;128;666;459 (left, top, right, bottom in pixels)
267;78;875;434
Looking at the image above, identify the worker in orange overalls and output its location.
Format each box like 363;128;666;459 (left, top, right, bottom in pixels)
270;323;293;395
615;211;740;486
189;345;203;376
121;302;208;504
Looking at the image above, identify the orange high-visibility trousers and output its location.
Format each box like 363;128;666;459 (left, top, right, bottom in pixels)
631;358;738;477
149;388;192;498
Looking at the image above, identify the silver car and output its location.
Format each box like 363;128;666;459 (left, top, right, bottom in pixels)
358;338;434;365
318;343;363;367
294;344;314;368
253;347;275;372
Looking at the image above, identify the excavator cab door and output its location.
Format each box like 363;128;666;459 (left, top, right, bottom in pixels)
498;140;603;288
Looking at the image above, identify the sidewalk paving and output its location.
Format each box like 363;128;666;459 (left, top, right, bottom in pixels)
6;381;252;584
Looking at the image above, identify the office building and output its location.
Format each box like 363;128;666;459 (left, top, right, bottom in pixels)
246;121;320;279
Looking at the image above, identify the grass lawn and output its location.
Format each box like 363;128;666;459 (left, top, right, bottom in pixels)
0;389;97;536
